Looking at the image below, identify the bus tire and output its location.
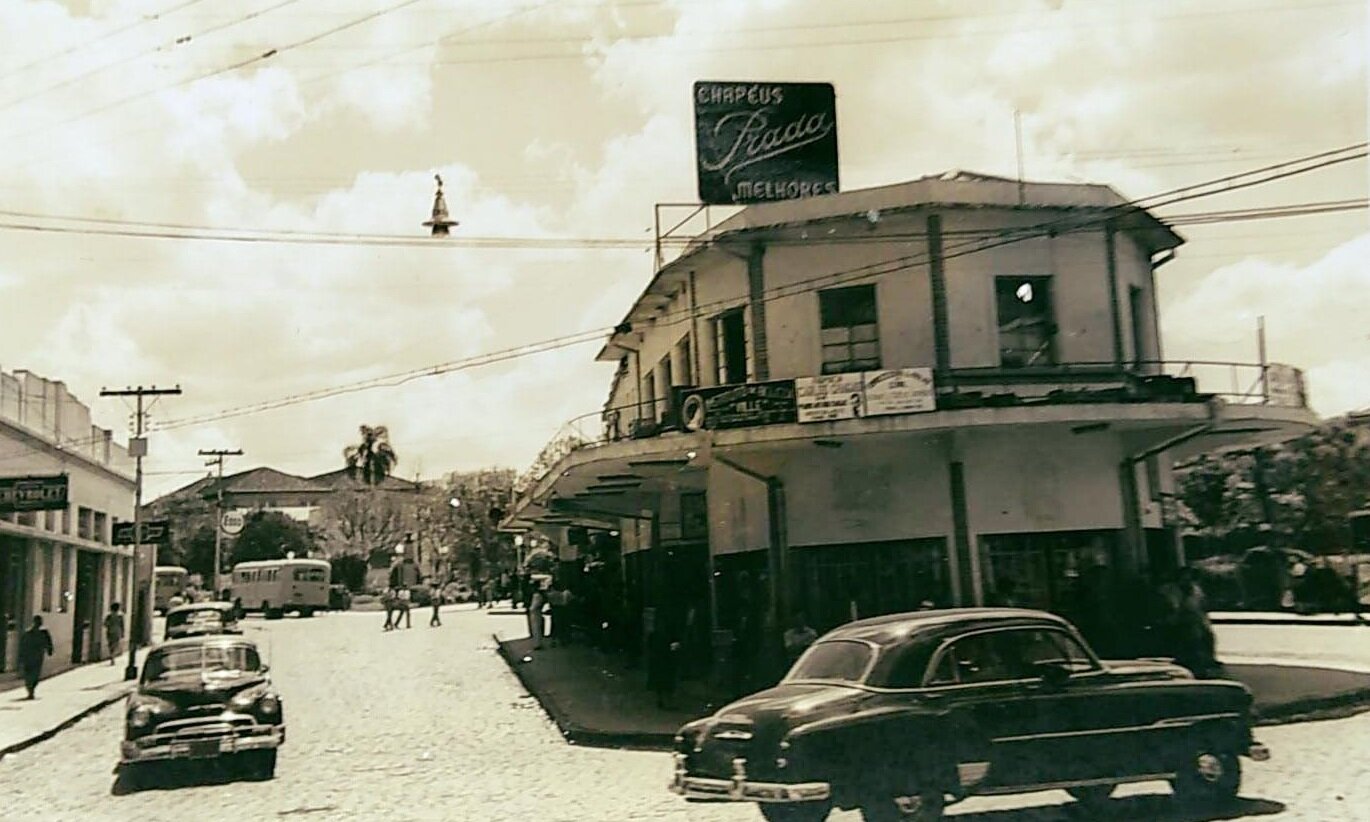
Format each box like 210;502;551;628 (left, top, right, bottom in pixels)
265;604;283;620
299;607;314;618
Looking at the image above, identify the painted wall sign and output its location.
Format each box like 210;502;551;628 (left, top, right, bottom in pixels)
693;81;839;205
863;368;936;416
0;474;68;513
796;373;864;423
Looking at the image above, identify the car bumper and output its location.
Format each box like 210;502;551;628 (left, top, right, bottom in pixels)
669;755;830;803
121;726;284;764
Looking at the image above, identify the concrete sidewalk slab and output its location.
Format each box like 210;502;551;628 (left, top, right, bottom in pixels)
0;654;141;761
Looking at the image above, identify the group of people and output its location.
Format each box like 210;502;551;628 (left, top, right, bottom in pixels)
523;575;574;651
381;557;444;630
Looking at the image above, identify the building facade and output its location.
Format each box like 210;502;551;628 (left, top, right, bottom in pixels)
0;369;136;677
508;173;1320;661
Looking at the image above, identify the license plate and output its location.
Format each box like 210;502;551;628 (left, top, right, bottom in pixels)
188;739;220;758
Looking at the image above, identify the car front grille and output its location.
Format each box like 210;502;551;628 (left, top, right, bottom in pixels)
144;715;262;745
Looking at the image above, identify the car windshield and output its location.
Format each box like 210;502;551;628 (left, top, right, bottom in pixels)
785;640;873;683
143;644;260;682
168;609;224;629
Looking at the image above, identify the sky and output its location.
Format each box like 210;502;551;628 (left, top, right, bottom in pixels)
0;0;1365;500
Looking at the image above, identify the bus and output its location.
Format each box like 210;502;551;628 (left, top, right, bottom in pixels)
230;558;331;619
153;566;189;615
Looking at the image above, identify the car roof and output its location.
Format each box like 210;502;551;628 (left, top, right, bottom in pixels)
166;602;236;615
821;608;1071;647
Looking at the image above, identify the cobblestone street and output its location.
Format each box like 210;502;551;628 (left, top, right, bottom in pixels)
1;606;1366;822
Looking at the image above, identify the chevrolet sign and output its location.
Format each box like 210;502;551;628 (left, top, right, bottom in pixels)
0;475;69;513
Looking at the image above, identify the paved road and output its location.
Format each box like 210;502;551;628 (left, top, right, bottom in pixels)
0;607;1366;822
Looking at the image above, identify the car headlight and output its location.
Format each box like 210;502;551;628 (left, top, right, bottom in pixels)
129;704;154;728
257;694;280;715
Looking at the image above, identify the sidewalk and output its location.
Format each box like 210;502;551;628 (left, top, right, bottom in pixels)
494;617;1370;752
0;653;141;760
1210;610;1367;626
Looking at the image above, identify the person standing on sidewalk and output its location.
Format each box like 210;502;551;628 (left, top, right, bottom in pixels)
429;581;442;627
18;616;54;700
103;603;125;665
527;581;547;650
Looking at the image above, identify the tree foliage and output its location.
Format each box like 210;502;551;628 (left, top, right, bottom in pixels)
230;510;315;564
417;468;516;581
343;424;398;485
1176;417;1370;555
314;490;411;560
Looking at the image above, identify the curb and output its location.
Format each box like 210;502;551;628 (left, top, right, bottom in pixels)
492;635;676;752
0;685;133;762
1253;685;1370;726
1211;616;1368;627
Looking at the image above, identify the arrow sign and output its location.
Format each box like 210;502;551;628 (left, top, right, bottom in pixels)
112;519;171;545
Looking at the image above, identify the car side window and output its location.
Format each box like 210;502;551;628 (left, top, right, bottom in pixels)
945;633;1017;684
1002;629;1099;676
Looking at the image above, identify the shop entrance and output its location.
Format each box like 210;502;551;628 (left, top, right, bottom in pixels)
1;536;28;672
72;550;100;663
791;538;951;633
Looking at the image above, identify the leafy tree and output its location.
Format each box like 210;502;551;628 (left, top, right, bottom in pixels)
314;490;412;560
329;555;368;592
419;469;516;581
230;510;314;564
343;424;398;485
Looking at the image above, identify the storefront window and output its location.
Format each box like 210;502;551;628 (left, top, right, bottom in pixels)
979;530;1116;615
791;538;950;632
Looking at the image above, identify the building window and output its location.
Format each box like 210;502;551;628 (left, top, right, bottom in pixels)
996;276;1056;368
1129;284;1148;367
676;334;694;386
41;545;54;612
819;284;881;375
61;506;71;535
1145;456;1162;502
713;308;748;384
656;355;673;422
93;511;108;544
77;506;94;541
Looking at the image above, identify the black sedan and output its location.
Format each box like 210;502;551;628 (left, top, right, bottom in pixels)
163;602;241;641
671;608;1268;822
119;635;284;786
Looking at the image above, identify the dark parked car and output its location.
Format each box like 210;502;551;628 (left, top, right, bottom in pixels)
670;608;1269;821
328;584;353;611
163;602;241;641
119;635;284;786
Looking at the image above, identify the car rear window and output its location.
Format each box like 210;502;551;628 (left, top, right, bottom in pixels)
144;644;260;681
786;640;873;683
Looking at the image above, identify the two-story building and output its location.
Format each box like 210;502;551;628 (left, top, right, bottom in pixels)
507;172;1319;663
0;369;136;677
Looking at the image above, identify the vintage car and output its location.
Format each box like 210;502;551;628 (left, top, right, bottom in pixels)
670;608;1269;822
119;635;284;784
163;602;241;641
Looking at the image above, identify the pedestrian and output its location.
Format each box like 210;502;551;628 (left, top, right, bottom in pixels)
527;581;547;650
382;587;395;631
18;615;54;699
782;612;818;668
103;602;125;665
429;581;442;627
647;607;682;709
476;576;487;609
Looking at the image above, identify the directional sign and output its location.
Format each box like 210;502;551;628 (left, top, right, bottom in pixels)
220;510;245;536
0;475;68;513
112;519;171;545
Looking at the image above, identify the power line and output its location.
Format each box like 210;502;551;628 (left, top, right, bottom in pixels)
0;0;427;149
0;0;210;85
144;144;1364;432
0;0;306;118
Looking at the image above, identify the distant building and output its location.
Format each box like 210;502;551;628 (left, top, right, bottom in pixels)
0;369;136;676
148;466;420;527
508;173;1320;651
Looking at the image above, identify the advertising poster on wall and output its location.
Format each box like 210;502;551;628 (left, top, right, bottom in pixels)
863;368;936;416
796;373;864;423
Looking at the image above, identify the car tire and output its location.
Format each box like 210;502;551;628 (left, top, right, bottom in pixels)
860;791;944;822
245;749;277;780
1066;784;1115;811
758;799;833;822
1171;749;1240;808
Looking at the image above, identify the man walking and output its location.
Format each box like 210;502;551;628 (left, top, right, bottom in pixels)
18;616;54;699
429;581;442;627
103;602;125;665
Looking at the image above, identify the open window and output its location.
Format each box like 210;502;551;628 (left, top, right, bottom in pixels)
819;284;881;374
996;276;1056;368
713;308;747;384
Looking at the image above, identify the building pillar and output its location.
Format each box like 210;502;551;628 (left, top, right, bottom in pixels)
1118;460;1145;576
1105;221;1125;368
927;213;951;376
746;244;770;381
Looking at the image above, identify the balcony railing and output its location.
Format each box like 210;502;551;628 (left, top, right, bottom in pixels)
512;360;1306;499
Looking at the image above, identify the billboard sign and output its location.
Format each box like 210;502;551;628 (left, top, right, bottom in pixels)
703;380;799;429
863;368;936;416
796;373;864;423
694;81;839;205
0;474;68;513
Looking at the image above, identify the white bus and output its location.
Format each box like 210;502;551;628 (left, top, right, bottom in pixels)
230;558;330;619
154;566;189;615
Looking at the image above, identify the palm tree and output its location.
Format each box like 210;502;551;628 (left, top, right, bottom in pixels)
343;425;399;485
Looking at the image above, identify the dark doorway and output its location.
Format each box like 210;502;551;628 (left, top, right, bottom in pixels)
73;550;100;663
714;309;747;384
1;536;28;672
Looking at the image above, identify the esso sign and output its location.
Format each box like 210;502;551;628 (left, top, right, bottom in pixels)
220;511;246;536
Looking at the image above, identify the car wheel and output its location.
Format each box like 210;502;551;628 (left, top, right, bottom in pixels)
1066;784;1115;811
758;799;833;822
299;607;314;618
265;605;283;620
860;791;944;822
1171;749;1240;808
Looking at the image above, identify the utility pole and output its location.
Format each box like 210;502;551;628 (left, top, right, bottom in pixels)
198;448;243;598
99;385;182;681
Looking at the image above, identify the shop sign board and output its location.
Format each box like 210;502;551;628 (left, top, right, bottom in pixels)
112;519;171;545
0;474;68;513
796;373;864;423
693;81;839;205
1265;364;1305;407
863;367;936;416
704;380;798;429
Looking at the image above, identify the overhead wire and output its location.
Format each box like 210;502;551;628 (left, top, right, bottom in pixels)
142;144;1365;432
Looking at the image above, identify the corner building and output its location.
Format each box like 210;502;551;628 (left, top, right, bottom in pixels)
0;369;136;677
509;172;1318;663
